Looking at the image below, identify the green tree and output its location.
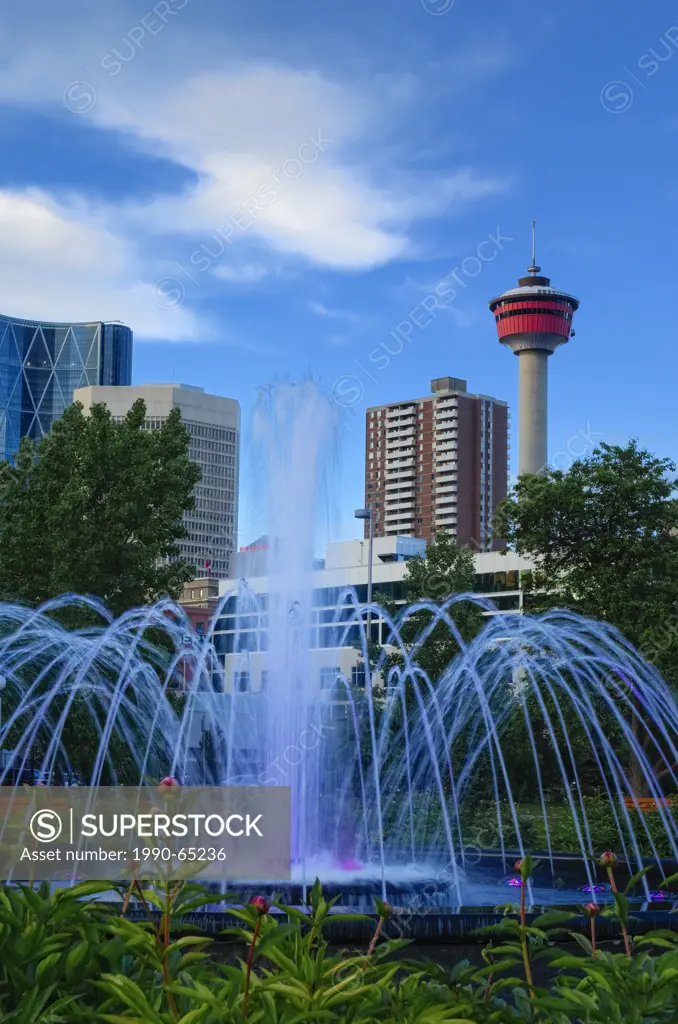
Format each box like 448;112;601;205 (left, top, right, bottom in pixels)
495;440;678;797
494;440;678;682
0;399;201;615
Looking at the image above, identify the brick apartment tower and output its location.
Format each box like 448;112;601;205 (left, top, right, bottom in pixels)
364;377;508;551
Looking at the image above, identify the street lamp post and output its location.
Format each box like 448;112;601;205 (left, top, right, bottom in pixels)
354;507;374;648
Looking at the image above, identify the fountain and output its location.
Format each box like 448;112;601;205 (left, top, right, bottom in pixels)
1;380;677;913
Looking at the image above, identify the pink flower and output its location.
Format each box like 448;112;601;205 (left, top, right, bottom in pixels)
599;851;617;868
250;895;270;916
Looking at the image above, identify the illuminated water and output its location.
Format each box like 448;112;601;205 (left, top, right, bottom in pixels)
1;381;677;907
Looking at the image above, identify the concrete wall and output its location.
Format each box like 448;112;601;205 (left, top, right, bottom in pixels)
517;351;548;475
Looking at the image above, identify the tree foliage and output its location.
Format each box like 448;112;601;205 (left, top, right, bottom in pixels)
0;399;201;616
494;440;678;684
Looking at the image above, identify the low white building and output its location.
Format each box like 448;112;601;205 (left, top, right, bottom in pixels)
212;536;533;693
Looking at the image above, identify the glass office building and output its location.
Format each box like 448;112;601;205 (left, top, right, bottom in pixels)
0;316;132;462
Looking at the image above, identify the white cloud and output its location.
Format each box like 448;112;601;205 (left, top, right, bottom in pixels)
306;300;362;325
0;190;202;340
97;66;422;270
90;65;506;271
213;263;269;284
0;6;511;333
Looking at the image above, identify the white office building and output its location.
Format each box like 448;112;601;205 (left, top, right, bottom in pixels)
74;383;240;578
213;536;533;693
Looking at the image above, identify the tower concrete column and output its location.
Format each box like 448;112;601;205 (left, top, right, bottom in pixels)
517;349;548;475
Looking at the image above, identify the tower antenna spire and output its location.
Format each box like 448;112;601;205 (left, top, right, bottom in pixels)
527;212;541;276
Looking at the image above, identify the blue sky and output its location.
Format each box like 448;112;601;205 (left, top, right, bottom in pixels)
1;0;677;546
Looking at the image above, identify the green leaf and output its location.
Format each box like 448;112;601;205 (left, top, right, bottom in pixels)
273;902;310;923
473;921;521;938
166;935;212;954
100;1017;156;1024
612;891;629;924
253;922;301;960
17;885;46;912
98;973;165;1022
570;932;594;956
531;910;575;930
135;887;165;912
58;880;115;902
35;951;63;983
636;928;678;942
634;936;677;949
66;942;89;972
177;1009;212;1024
623;866;652;895
308;878;323;912
483;944;524;957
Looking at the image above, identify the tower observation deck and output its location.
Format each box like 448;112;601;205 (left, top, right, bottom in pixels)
488;228;579;475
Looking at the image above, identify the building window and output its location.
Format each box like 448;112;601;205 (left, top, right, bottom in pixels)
320;667;341;690
351;665;366;689
234;671;251;693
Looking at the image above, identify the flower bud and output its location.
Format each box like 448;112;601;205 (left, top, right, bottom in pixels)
159;776;180;787
250;895;270;915
375;897;393;919
515;857;533;880
599;851;616;868
585;902;600;917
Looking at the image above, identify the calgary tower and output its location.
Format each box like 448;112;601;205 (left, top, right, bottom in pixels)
489;224;579;475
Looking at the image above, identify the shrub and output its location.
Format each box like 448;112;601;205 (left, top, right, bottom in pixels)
1;872;678;1021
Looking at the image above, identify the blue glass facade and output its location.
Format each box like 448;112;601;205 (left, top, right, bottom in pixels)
0;316;132;462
